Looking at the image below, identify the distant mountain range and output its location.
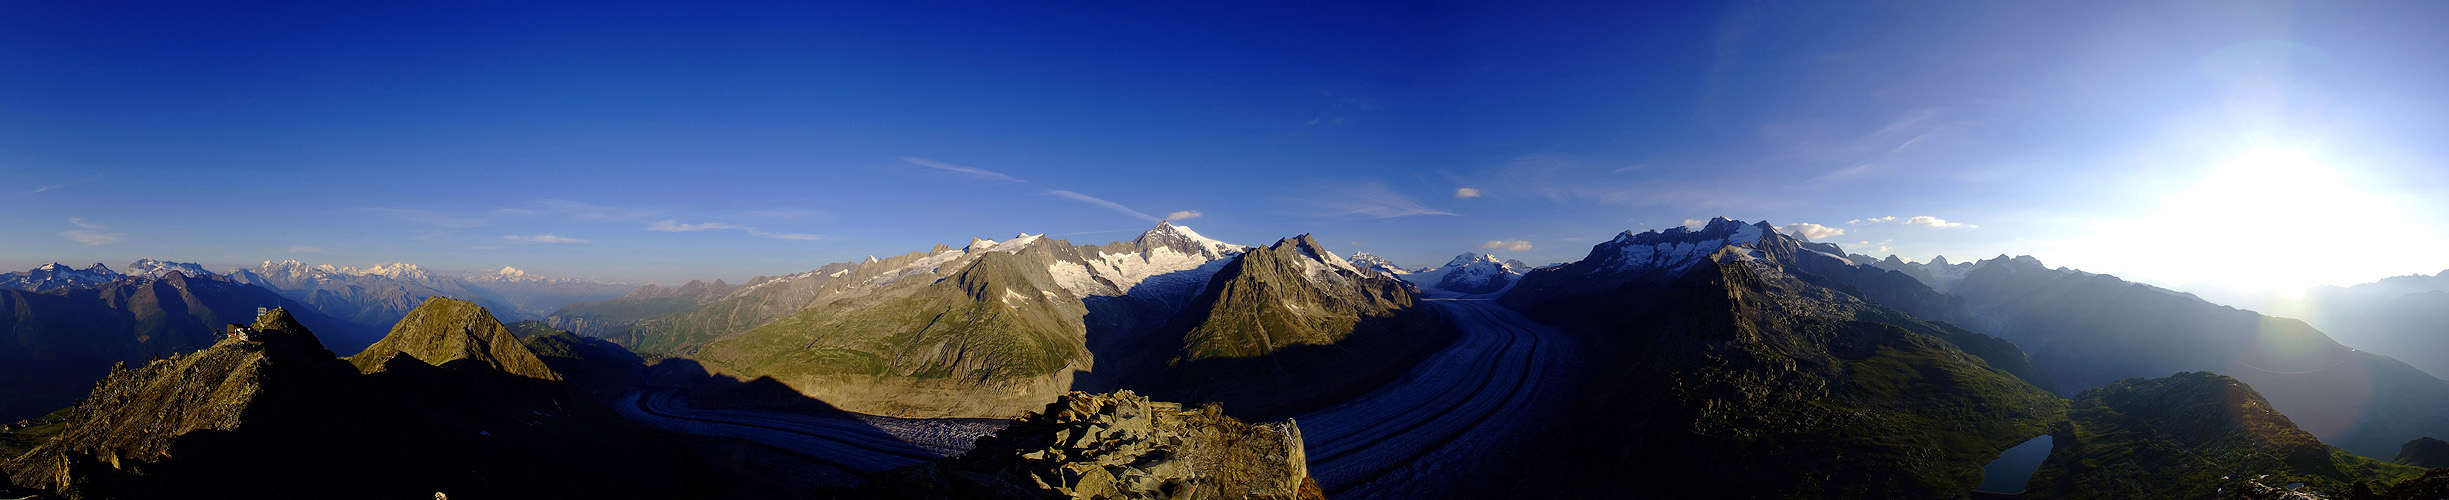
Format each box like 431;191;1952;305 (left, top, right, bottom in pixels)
0;259;630;423
2277;271;2449;379
10;218;2449;498
0;270;381;423
1850;252;2449;458
551;222;1445;419
231;260;631;326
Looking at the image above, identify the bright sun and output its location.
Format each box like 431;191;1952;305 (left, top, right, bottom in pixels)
2075;146;2414;297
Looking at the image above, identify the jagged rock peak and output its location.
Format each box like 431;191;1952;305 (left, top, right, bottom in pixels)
920;390;1321;500
250;307;310;335
1348;252;1413;276
2398;436;2449;468
1609;217;1772;246
1444;252;1503;268
1134;220;1245;259
346;297;561;380
126;259;214;279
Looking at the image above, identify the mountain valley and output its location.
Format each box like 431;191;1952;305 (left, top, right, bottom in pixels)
8;219;2448;500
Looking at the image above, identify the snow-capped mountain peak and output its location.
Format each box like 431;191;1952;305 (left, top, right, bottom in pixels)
1133;221;1244;261
356;262;433;281
1399;251;1526;298
1444;252;1504;269
1347;252;1416;277
1597;217;1776;273
125;259;215;278
1;262;127;292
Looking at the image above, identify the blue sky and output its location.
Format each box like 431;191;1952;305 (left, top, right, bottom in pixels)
5;1;2447;294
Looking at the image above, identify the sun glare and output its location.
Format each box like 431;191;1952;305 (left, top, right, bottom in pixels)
2068;145;2417;297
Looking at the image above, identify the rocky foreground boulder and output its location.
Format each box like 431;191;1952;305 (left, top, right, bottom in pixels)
2223;468;2449;499
845;390;1324;500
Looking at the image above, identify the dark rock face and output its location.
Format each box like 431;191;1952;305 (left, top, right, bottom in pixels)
1;308;703;499
1135;234;1451;418
847;390;1323;500
2398;437;2449;468
1506;245;2061;498
2364;468;2449;500
2029;372;2422;500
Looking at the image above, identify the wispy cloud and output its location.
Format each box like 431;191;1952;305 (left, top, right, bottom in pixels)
1454;187;1482;199
60;217;125;245
751;231;822;241
1048;190;1160;222
733;209;828;220
361;208;485;228
901;157;1026;183
1903;216;1977;229
504;234;590;244
26;176;101;194
645;220;818;241
529;199;661;221
1848;216;1898;225
1165;210;1203;221
647;220;749;232
1778;222;1846;240
1479;240;1534;252
1317;182;1457;219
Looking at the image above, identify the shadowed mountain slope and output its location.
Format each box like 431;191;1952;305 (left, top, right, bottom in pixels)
1504;219;2061;498
0;272;379;422
2026;372;2422;499
1131;234;1450;417
1;308;702;499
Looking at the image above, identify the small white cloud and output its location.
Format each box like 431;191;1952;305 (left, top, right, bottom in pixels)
504;234;590;244
1903;216;1977;229
1682;219;1708;229
646;220;817;241
1478;240;1534;252
1848;216;1899;225
1778;223;1846;240
1454;187;1482;199
646;220;747;232
1165;210;1203;221
60;218;124;245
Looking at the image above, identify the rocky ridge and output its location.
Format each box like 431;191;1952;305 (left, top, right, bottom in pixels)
852;390;1322;500
2028;372;2422;500
347;297;563;380
1;307;701;499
